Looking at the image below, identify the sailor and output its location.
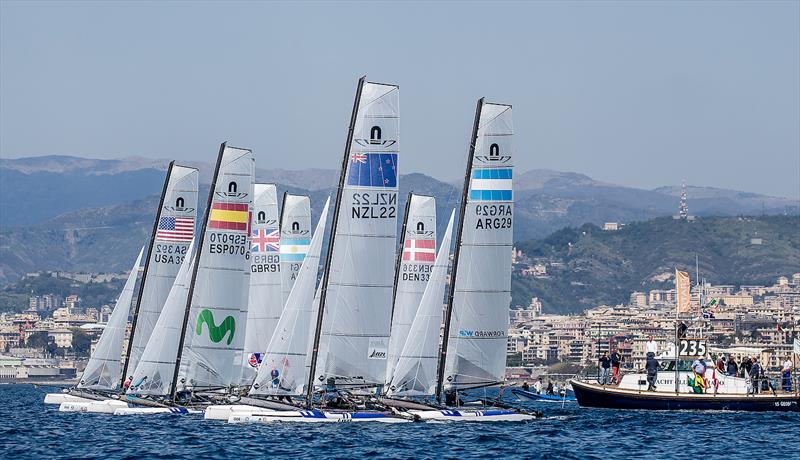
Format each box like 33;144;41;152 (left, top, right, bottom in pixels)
546;380;554;395
610;349;623;385
645;353;659;391
646;336;658;355
534;377;543;394
750;358;762;394
781;356;793;392
599;352;611;385
444;388;463;407
123;376;133;391
521;381;530;392
323;377;344;408
726;356;738;376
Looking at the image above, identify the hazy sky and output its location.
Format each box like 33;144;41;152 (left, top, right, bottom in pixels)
1;1;798;198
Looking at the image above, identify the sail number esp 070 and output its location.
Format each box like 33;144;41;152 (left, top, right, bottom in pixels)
351;192;397;219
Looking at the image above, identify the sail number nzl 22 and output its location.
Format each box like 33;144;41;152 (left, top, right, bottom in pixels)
351;192;397;219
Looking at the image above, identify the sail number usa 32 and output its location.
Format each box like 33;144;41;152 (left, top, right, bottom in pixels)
678;339;707;357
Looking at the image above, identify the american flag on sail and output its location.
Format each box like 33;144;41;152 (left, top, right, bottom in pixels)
402;239;435;262
156;217;194;242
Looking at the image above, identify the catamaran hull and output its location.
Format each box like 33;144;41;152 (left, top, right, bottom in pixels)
410;409;537;422
228;410;411;423
59;400;129;414
204;405;264;420
512;388;576;402
571;380;800;412
113;407;203;415
44;393;94;405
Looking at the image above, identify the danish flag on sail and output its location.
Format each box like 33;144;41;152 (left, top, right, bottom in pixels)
402;239;435;262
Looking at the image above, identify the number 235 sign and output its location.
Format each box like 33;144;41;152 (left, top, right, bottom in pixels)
679;339;707;357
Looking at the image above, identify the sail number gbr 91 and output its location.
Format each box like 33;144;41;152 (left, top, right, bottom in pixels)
351;192;396;219
475;204;512;230
208;232;248;257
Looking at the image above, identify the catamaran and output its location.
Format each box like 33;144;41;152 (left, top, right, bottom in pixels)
115;143;254;415
46;162;199;409
406;99;538;422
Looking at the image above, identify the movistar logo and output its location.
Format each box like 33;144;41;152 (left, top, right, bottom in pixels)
195;309;235;345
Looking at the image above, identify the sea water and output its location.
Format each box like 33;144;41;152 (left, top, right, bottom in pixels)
2;384;798;459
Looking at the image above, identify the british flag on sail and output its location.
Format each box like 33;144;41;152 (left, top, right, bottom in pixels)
251;228;280;253
156;217;194;242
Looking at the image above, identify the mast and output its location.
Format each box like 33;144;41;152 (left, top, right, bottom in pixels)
435;98;483;403
170;142;226;402
305;76;366;408
279;191;288;233
388;191;414;326
121;161;174;386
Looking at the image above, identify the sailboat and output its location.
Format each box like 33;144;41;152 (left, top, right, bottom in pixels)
279;193;312;306
385;194;438;388
409;99;538;421
46;162;199;407
239;184;282;386
56;248;145;413
114;143;254;415
205;198;330;421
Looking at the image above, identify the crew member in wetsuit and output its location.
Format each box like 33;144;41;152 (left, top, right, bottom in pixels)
323;377;344;408
444;388;463;407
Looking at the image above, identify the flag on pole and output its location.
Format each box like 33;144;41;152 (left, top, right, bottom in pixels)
676;269;692;313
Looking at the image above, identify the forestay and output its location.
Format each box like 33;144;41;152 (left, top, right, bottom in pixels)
280;194;312;306
386;194;437;386
78;248;144;390
443;102;514;390
315;80;400;390
250;197;330;396
125;164;199;378
240;184;281;385
389;210;454;397
128;243;195;396
176;145;254;391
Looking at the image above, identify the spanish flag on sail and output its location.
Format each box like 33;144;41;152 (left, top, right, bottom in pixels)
209;202;249;232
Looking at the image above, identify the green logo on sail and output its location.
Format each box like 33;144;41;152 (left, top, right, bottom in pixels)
195;309;235;345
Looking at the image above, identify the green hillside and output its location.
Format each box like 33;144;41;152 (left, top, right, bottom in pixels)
511;215;800;313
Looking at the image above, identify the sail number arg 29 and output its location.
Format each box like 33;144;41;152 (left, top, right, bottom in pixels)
475;204;512;230
351;192;396;219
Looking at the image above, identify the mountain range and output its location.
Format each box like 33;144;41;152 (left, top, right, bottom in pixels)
0;155;797;285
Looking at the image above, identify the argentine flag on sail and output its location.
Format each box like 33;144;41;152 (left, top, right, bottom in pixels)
469;168;512;201
280;238;311;261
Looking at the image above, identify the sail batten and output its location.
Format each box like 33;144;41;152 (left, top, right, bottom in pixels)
78;247;144;391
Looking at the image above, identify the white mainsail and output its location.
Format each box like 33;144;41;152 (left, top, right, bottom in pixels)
175;145;254;392
443;101;514;391
250;197;330;396
127;242;195;396
124;164;199;379
240;184;281;385
388;210;454;397
78;247;144;390
313;79;400;390
280;194;312;306
385;194;437;385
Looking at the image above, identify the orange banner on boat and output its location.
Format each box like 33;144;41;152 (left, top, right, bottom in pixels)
209;202;249;232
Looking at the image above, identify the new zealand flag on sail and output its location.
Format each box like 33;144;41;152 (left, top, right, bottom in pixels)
347;153;398;188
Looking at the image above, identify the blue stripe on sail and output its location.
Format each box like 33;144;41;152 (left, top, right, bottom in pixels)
470;189;513;201
472;168;512;179
281;239;310;245
281;253;307;261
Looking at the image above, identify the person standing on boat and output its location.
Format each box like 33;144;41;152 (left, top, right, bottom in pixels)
781;357;793;392
123;376;132;391
726;356;738;376
522;381;530;392
645;353;659;391
610;349;623;385
534;377;543;394
599;352;611;385
646;336;658;355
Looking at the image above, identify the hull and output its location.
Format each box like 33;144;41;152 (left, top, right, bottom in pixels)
410;409;537;422
44;393;94;405
113;407;203;416
571;379;800;412
512;388;576;402
228;410;412;424
204;404;264;421
58;400;129;414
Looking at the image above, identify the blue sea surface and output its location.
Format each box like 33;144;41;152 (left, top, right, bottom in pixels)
1;384;798;459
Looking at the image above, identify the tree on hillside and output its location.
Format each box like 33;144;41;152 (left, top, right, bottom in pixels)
71;330;92;357
26;331;49;349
